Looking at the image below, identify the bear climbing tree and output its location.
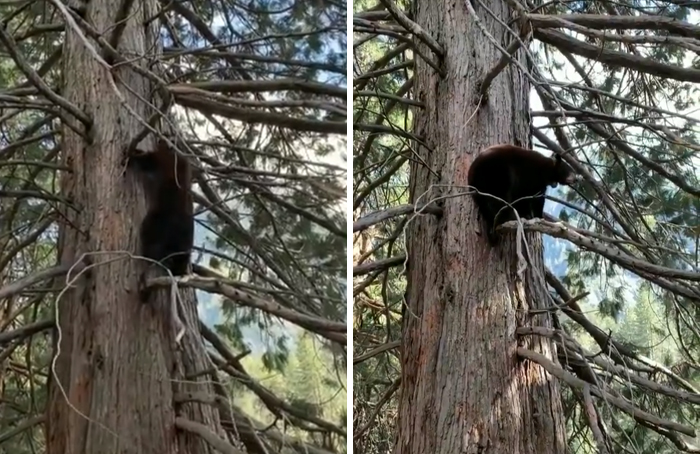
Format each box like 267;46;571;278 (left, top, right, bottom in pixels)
467;144;579;245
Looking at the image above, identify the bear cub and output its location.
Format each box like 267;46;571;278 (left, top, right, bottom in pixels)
467;144;579;245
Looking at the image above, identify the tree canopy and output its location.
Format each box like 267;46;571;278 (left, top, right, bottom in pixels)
353;1;700;453
0;1;347;453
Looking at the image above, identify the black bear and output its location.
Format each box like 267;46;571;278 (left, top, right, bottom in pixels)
467;144;579;245
128;138;194;298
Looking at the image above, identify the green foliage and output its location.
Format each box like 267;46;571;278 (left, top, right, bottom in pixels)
236;332;347;453
0;0;346;452
355;0;700;452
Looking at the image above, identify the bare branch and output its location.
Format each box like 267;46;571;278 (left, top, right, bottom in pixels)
153;276;347;344
353;256;405;277
535;28;700;84
0;24;90;127
354;203;441;232
175;418;246;454
176;94;346;135
518;348;696;437
528;13;700;39
377;0;444;57
175;79;346;99
0;265;73;300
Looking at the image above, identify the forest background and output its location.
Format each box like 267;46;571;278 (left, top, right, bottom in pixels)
353;0;700;453
0;1;348;454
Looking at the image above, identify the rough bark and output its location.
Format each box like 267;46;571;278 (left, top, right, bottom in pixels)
47;2;227;453
397;1;566;454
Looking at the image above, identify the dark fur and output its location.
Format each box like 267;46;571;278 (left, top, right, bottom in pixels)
128;139;194;284
467;144;578;245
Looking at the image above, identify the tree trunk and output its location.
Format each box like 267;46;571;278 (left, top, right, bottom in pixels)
397;1;566;454
47;2;226;453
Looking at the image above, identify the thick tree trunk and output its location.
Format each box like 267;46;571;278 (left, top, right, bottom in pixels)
397;1;566;454
48;3;226;453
